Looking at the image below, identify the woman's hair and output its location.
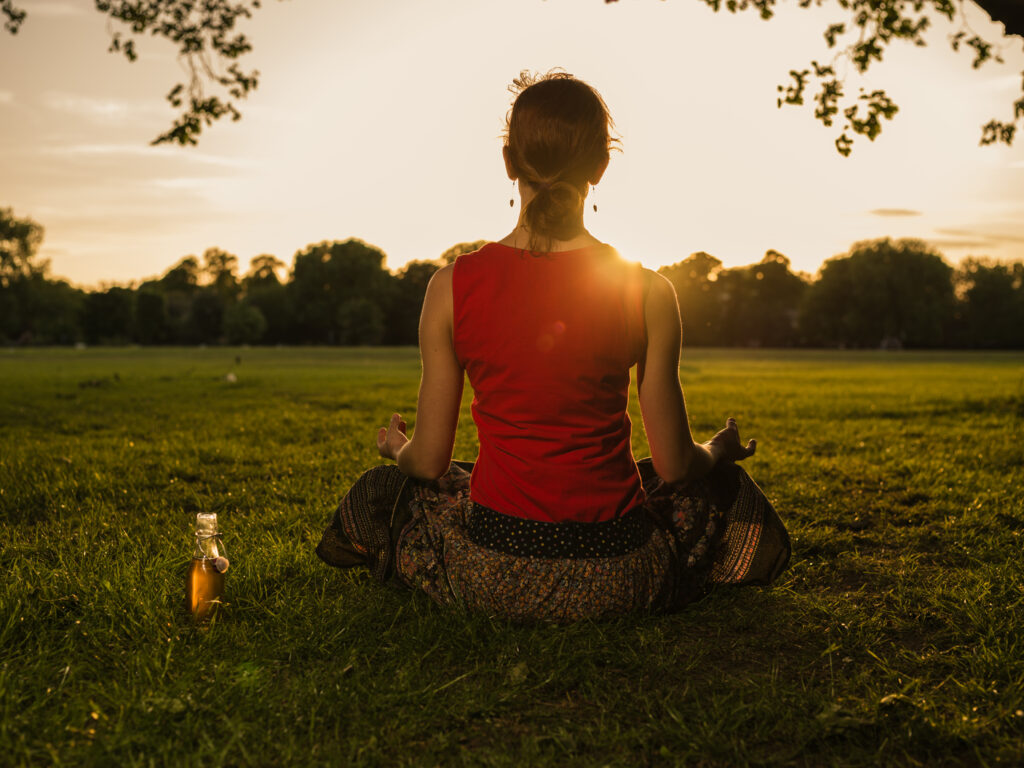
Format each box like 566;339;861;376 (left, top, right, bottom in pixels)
504;70;616;248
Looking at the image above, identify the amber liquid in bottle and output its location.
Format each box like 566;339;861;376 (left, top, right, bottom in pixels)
187;512;228;620
187;557;225;620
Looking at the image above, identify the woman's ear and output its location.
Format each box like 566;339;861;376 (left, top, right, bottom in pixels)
589;155;610;185
502;146;517;181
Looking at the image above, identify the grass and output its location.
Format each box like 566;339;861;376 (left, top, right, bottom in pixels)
1;346;1023;766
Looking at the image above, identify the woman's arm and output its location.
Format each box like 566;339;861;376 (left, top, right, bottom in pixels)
376;264;464;480
636;270;754;484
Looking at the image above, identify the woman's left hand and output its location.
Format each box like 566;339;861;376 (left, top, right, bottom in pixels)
707;417;756;463
377;413;409;461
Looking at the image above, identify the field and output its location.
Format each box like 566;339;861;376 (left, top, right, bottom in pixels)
1;347;1023;766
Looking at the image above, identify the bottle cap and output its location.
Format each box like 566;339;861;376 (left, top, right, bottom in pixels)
213;557;230;573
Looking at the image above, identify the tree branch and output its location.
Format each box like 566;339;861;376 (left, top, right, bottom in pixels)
605;0;1024;155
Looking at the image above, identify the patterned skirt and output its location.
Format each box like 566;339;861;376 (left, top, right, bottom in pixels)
315;458;791;624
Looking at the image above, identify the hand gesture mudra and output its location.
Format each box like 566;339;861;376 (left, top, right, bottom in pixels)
708;417;756;463
377;413;409;461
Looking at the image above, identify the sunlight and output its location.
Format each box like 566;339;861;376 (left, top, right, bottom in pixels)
0;0;1022;284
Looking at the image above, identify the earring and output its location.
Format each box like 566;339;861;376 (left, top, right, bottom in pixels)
510;180;516;208
591;185;598;213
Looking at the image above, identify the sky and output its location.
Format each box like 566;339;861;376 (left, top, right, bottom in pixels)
1;0;1023;288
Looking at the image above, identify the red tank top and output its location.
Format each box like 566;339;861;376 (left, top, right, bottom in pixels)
452;242;647;523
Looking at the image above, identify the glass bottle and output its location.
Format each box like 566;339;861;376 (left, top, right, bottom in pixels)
187;512;229;620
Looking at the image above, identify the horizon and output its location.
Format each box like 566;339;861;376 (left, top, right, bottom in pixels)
17;231;1013;294
2;0;1023;286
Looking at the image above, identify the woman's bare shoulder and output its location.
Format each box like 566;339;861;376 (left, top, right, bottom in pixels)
422;264;456;320
640;268;675;303
430;262;456;289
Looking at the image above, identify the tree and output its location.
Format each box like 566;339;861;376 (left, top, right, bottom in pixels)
0;272;83;345
186;288;226;343
440;240;488;264
134;288;167;344
714;251;809;346
800;238;955;347
0;207;45;286
27;278;83;344
203;247;240;304
160;256;201;294
243;283;292;343
244;254;285;289
157;256;201;341
953;257;1024;347
0;208;84;344
224;301;267;344
660;250;807;346
5;1;1020;152
658;251;725;346
387;259;443;345
82;286;134;344
336;298;385;345
239;254;290;342
288;239;395;344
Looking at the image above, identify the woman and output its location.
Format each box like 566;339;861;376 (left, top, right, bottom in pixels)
316;71;790;623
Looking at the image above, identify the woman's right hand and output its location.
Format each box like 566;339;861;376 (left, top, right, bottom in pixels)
377;412;409;461
707;418;756;463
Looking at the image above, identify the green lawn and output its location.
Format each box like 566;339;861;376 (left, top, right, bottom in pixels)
1;347;1022;766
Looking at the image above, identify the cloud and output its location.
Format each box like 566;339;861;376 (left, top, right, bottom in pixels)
40;92;165;122
38;246;71;258
146;176;245;205
869;208;922;217
927;239;996;251
935;227;1024;245
151;177;219;190
40;143;254;169
927;226;1024;255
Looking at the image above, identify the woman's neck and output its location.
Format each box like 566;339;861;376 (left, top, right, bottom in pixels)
497;182;602;252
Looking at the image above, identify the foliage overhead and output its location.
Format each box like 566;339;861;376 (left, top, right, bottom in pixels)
2;1;1021;152
2;0;261;146
606;0;1024;155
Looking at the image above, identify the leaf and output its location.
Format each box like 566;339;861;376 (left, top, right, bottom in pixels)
835;133;853;157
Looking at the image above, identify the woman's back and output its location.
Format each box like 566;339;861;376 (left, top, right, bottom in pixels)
317;71;789;624
453;242;647;523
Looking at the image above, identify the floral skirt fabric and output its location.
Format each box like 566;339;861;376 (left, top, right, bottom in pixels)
316;458;790;624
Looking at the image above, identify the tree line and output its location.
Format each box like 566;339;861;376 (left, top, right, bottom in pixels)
660;242;1024;349
2;208;1022;349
